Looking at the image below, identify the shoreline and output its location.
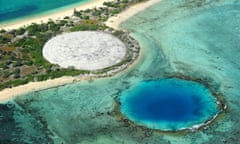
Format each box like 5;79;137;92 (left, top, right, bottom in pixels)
0;76;84;103
105;0;161;29
0;0;160;103
0;0;108;30
0;55;140;103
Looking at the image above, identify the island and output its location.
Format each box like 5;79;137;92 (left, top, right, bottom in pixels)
0;0;235;143
0;0;153;102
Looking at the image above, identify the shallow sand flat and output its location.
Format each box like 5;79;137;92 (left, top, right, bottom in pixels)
43;31;127;70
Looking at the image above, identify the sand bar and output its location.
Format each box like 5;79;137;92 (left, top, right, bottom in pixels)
0;0;109;30
105;0;161;29
0;0;160;103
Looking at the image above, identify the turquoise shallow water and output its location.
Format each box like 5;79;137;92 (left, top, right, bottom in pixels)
0;0;240;143
0;0;91;23
120;78;218;131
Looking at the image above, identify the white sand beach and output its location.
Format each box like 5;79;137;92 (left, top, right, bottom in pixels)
0;0;108;30
0;0;160;103
105;0;161;29
0;76;88;103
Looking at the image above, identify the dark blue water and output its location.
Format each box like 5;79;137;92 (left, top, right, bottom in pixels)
0;0;238;142
120;78;218;130
0;0;91;23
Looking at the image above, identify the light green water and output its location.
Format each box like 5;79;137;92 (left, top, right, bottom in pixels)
0;0;240;143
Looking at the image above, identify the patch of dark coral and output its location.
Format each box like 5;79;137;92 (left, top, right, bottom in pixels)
0;101;54;144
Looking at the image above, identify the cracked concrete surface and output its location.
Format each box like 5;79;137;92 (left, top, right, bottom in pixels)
43;31;127;70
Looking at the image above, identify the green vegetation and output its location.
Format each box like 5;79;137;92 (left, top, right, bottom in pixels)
0;23;90;90
70;20;106;31
0;0;142;90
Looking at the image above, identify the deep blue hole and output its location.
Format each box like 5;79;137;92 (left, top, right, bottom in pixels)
119;78;219;130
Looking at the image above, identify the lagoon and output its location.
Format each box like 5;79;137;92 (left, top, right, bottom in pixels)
0;0;240;143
